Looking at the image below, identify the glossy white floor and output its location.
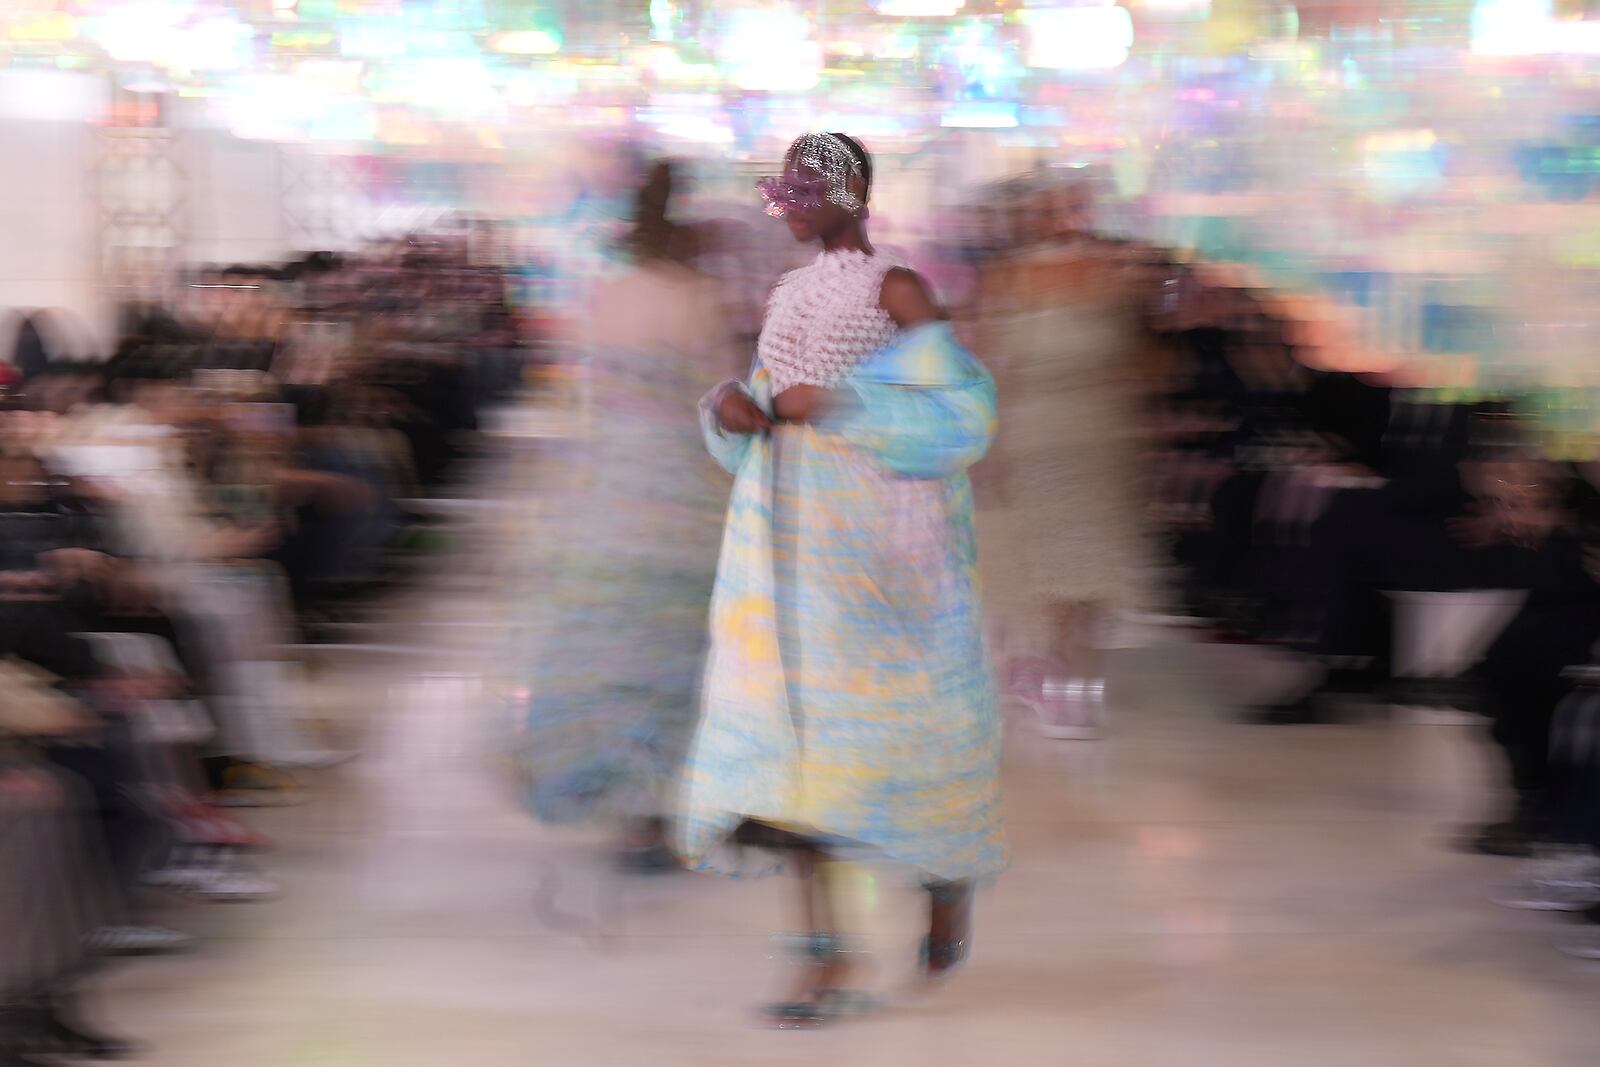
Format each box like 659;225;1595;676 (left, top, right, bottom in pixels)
96;491;1600;1067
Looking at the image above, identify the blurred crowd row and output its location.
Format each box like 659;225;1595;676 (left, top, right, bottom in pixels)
0;239;527;1061
1139;222;1600;930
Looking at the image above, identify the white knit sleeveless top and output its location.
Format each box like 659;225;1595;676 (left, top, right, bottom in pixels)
756;249;904;394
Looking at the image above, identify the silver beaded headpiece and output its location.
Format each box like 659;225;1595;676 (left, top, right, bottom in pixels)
795;133;865;211
757;132;866;218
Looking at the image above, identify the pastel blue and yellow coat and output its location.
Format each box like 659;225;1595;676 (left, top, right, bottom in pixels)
678;322;1006;882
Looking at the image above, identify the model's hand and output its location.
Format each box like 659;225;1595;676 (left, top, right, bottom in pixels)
718;390;772;435
773;385;829;423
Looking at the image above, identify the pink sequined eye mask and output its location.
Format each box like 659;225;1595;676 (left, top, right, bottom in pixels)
756;173;832;217
756;132;865;218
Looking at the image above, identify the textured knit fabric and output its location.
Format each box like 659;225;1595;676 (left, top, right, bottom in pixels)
678;321;1005;882
756;249;905;394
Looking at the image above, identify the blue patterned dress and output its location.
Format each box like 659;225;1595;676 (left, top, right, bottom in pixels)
513;266;733;824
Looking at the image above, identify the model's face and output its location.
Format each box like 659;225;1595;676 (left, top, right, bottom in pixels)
759;153;859;244
785;163;839;242
759;159;826;242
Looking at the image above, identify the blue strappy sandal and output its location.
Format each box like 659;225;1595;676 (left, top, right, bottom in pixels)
762;933;879;1029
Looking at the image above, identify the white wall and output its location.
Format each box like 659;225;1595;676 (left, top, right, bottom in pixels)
182;128;290;269
0;79;305;363
0;72;110;355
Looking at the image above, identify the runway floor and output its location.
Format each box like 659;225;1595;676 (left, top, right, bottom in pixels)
95;456;1600;1067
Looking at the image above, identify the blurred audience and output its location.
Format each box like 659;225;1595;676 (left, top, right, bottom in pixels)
1131;233;1600;884
0;231;529;1062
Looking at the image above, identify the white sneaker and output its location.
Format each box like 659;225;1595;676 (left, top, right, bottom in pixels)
148;863;280;902
1494;851;1600;912
87;925;195;956
1036;678;1105;741
189;866;280;903
1495;878;1600;912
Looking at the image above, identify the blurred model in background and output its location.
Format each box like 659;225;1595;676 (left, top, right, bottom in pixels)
682;133;1004;1027
512;161;736;871
976;175;1160;740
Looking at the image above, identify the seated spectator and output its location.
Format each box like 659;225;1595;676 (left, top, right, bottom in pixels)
1460;458;1600;855
1235;392;1526;722
0;754;141;1062
43;367;341;777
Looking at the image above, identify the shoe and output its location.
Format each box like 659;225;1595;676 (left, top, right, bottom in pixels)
86;925;195;957
150;862;280;903
1035;677;1105;740
192;866;280;903
918;933;970;980
1494;853;1600;911
760;933;877;1030
1497;880;1600;912
1000;656;1105;740
27;1001;141;1061
762;987;877;1030
919;878;975;984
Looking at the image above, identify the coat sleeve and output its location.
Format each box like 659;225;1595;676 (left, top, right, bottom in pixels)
828;332;998;480
700;351;777;475
699;379;755;475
